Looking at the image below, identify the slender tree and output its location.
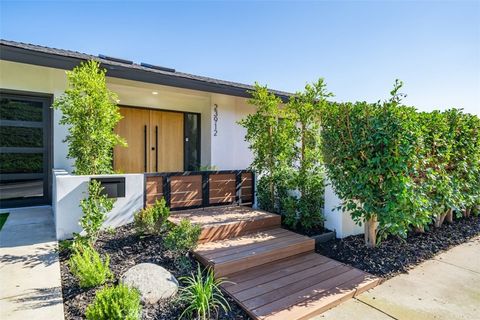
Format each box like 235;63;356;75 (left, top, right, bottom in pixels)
53;60;126;175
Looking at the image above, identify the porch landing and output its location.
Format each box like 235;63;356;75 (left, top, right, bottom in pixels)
172;205;379;319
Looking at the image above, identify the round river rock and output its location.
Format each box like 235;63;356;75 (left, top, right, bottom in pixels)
120;263;179;304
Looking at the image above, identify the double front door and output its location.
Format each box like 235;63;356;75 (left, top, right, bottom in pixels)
114;107;199;173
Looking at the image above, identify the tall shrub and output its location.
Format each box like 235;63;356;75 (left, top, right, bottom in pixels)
320;81;426;247
238;83;295;212
445;110;480;217
416;111;455;228
53;60;126;175
282;79;331;230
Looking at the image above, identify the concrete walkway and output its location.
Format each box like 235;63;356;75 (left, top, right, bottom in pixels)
313;236;480;320
0;206;64;320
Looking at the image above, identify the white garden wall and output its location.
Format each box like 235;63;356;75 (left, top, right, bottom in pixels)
53;170;144;240
324;181;364;238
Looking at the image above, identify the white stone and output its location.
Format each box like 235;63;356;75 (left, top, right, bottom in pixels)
120;263;178;304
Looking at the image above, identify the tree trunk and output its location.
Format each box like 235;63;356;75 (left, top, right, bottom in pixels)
435;211;448;228
464;208;471;218
364;216;377;248
414;226;424;233
445;208;453;223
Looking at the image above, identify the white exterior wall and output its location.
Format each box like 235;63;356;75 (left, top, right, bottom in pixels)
324;182;364;238
53;170;144;240
209;95;255;170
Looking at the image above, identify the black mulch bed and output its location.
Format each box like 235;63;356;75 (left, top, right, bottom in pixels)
316;215;480;279
59;224;251;320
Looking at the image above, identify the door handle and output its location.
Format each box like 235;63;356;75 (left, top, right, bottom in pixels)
155;125;158;172
144;125;147;172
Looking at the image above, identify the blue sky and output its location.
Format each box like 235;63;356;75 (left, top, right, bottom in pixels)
1;1;479;115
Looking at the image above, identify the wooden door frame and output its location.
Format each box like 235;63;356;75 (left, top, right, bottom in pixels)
117;104;201;172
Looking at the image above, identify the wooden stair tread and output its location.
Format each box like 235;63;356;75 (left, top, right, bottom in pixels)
221;253;379;320
188;206;380;319
170;206;281;243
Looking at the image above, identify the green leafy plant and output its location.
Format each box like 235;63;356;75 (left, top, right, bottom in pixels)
134;198;170;235
75;180;115;245
179;264;230;320
238;83;296;213
281;79;331;230
320;80;428;247
52;60;126;175
85;284;141;320
164;219;201;257
68;245;113;288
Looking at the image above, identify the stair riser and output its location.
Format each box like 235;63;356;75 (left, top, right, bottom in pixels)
214;239;315;277
198;215;281;243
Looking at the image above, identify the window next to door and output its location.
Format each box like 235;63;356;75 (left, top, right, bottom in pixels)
184;113;201;171
0;90;52;208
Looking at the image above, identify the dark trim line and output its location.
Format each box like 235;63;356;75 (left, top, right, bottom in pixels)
0;43;291;102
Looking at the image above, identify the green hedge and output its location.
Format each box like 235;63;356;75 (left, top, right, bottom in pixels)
320;80;480;246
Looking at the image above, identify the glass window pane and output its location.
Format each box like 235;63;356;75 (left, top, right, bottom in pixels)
185;113;200;171
0;98;43;122
0;126;43;148
0;180;43;200
0;153;43;174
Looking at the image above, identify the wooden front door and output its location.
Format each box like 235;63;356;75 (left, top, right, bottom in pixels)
114;107;184;173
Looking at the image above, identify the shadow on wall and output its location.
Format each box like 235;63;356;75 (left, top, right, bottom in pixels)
54;171;144;240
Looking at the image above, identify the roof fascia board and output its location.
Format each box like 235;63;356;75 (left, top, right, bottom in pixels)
0;44;290;102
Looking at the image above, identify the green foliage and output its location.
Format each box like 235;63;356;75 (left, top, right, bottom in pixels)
68;245;113;288
134;198;170;235
282;79;331;230
164;219;201;256
52;60;126;175
85;284;141;320
445;110;480;213
179;264;230;320
238;83;296;212
76;180;115;245
321;80;428;241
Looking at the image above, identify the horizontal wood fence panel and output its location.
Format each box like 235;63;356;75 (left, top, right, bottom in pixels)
144;170;254;210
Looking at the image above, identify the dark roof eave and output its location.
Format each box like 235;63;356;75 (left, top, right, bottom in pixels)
0;42;292;102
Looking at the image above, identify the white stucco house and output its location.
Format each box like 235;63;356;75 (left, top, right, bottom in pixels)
0;39;362;239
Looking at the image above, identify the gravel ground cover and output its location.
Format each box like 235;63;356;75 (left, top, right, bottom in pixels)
316;215;480;279
60;223;251;320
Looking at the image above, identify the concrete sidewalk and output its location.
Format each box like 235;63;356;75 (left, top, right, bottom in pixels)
0;206;64;320
313;236;480;320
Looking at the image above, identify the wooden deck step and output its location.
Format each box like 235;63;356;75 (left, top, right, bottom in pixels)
222;252;380;320
169;206;281;243
193;228;315;277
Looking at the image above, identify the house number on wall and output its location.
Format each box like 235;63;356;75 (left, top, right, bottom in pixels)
213;104;218;136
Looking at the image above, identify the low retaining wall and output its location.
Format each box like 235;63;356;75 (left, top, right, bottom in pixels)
52;169;144;240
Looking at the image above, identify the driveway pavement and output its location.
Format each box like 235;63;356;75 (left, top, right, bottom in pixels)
0;206;64;320
313;236;480;320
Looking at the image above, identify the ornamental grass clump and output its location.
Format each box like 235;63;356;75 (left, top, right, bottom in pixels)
85;284;141;320
68;245;113;288
179;264;230;320
134;198;170;235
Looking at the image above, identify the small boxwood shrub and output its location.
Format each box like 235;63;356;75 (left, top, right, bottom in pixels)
134;198;170;235
164;219;201;256
68;245;113;288
85;284;141;320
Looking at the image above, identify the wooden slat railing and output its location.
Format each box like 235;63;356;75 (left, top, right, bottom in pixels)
144;170;254;210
